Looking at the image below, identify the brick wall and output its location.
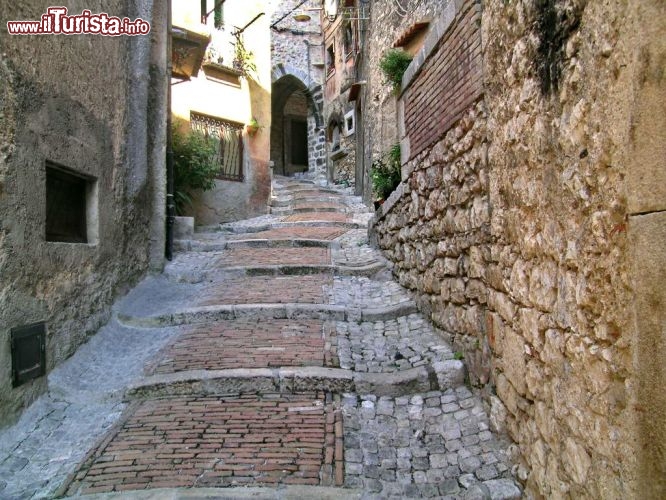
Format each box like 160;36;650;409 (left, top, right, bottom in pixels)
403;0;482;159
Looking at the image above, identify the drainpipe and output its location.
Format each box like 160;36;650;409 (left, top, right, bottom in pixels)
165;0;175;260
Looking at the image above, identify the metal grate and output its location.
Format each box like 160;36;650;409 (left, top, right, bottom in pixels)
191;112;244;182
11;322;46;387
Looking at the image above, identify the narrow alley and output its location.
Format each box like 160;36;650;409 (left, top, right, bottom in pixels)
0;177;520;499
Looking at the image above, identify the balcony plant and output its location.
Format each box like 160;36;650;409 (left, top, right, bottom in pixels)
379;49;412;92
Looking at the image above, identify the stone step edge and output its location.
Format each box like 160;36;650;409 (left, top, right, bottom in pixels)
269;207;350;215
163;262;386;280
116;302;419;328
175;237;334;252
217;220;366;234
125;362;466;401
71;485;366;499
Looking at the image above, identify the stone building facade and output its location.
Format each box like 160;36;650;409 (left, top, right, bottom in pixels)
171;0;272;225
0;1;167;427
319;0;366;187
270;0;326;183
370;0;666;498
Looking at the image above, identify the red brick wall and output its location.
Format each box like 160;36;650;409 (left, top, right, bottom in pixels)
404;0;482;159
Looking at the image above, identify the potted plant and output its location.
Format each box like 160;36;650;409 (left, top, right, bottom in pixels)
246;117;261;136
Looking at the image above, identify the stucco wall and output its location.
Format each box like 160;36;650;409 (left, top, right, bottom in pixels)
0;0;166;427
172;0;272;225
371;0;666;497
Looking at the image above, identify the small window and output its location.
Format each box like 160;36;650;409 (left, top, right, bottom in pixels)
343;109;355;136
328;122;341;152
343;23;355;58
45;162;95;243
191;112;244;182
326;43;336;77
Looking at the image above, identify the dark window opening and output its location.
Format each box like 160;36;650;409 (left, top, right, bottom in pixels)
344;23;354;58
191;112;244;182
45;162;91;243
291;120;308;166
11;322;46;388
328;122;341;152
326;44;336;76
201;0;207;24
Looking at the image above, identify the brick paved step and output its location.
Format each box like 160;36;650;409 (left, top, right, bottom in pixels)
218;220;365;235
63;393;346;496
116;302;419;328
125;362;465;400
270;206;350;216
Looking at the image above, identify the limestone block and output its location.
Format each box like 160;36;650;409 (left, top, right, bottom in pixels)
563;438;591;485
501;328;527;396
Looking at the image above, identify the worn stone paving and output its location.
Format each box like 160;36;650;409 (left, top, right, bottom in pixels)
0;176;520;499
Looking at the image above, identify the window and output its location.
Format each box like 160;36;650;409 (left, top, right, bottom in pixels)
200;0;223;28
344;109;355;136
191;112;244;182
343;23;355;58
326;43;336;77
45;162;96;243
328;122;341;152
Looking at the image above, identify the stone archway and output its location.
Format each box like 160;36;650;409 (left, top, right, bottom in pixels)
271;65;326;181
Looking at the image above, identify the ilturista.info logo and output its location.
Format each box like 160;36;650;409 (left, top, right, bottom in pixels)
7;7;151;36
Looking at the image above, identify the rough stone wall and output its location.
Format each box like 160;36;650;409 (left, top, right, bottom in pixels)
484;1;664;497
371;0;666;498
0;0;166;427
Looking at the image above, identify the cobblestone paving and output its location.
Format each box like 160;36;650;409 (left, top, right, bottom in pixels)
149;319;331;373
328;276;414;309
66;393;343;495
336;315;454;373
342;389;519;499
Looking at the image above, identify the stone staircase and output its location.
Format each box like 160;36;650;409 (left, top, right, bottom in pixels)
0;176;521;499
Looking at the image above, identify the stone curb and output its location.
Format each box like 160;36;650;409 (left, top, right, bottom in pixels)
125;362;466;400
116;301;420;328
67;485;366;499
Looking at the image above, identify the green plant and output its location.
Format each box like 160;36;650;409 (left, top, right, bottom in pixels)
379;49;413;91
232;35;256;77
171;119;219;214
370;143;401;200
454;351;465;360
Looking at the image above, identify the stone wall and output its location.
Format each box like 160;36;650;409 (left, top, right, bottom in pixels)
270;0;326;181
0;1;166;427
371;0;666;498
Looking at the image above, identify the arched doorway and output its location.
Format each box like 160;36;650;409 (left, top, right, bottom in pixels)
271;66;325;180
